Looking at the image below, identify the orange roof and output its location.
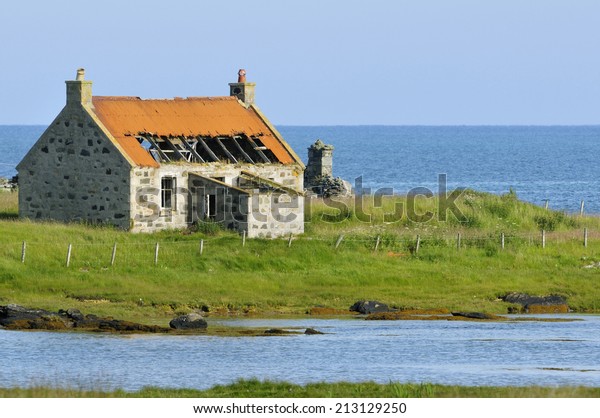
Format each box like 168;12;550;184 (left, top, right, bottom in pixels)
90;96;297;167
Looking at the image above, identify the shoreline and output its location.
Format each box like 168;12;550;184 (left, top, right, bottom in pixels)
1;303;588;337
1;379;599;398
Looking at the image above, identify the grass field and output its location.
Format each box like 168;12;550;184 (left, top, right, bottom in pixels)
1;189;600;324
1;379;599;398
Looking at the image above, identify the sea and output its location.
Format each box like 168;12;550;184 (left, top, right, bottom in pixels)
1;125;600;213
1;316;599;390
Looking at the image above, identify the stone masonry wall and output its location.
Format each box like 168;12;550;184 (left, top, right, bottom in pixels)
130;162;304;234
247;191;304;238
17;107;131;228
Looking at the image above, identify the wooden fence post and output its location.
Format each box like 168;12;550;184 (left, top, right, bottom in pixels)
66;243;72;267
199;239;204;255
335;234;344;249
288;233;293;248
242;230;246;247
580;200;585;216
584;228;588;248
21;241;26;263
374;235;381;252
457;233;461;250
415;235;421;254
501;232;505;250
154;242;159;266
110;242;117;266
541;230;546;249
544;200;549;210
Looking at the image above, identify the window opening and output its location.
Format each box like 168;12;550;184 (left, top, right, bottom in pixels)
161;177;175;211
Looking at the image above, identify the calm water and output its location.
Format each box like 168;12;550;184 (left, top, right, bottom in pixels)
1;317;599;391
2;125;600;212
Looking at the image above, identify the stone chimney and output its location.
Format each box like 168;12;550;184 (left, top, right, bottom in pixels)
66;68;92;106
304;139;334;186
229;69;255;107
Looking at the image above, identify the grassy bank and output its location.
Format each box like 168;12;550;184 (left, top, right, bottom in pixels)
1;190;600;323
1;380;599;398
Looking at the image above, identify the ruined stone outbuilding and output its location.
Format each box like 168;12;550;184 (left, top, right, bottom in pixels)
17;69;305;237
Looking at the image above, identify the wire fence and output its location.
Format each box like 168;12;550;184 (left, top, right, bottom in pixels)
1;227;598;269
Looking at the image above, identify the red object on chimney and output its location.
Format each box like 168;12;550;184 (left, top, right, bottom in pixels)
238;69;246;83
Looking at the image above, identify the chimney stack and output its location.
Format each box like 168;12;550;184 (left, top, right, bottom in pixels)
229;68;255;107
66;68;92;106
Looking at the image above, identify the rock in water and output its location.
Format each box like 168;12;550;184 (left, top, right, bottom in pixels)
169;313;207;330
451;311;496;320
349;300;390;314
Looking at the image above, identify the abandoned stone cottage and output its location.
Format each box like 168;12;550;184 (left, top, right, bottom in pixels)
17;69;305;237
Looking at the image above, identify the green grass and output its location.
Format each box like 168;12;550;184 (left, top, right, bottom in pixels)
1;380;598;398
1;190;600;324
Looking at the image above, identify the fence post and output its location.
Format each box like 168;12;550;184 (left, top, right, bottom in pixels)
580;200;585;216
541;230;546;249
21;241;26;263
457;233;461;250
288;233;293;248
415;235;421;254
544;200;549;210
154;242;159;266
199;239;204;255
111;242;117;266
242;230;246;247
66;243;72;267
335;234;344;249
584;228;588;248
501;232;505;250
374;235;381;252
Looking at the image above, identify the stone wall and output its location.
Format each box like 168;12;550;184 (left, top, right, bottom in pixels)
17;107;132;228
130;162;304;235
247;190;304;238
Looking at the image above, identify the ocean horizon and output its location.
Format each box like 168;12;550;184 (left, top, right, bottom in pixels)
2;124;600;213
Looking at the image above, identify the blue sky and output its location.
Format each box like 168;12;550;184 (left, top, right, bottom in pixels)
1;0;599;125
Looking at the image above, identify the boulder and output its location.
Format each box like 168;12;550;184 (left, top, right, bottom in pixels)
304;328;324;335
169;313;207;330
501;292;568;313
349;300;390;314
502;292;566;306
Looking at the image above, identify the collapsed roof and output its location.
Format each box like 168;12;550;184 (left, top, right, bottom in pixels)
90;96;302;168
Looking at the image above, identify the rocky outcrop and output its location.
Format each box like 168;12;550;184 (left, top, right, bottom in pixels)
304;328;324;335
169;313;207;330
264;328;297;335
349;300;390;314
501;292;569;313
451;312;501;320
0;304;171;333
306;175;350;198
502;292;566;306
0;305;71;330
